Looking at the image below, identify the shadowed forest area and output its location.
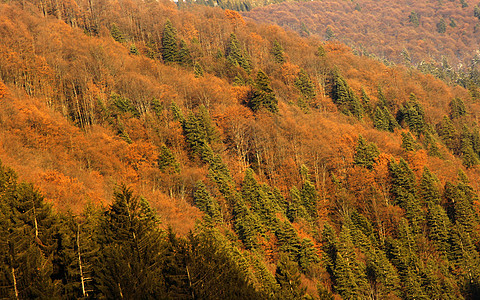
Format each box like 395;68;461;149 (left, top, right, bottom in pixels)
0;0;480;298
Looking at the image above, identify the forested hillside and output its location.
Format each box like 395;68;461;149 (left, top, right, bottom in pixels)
244;0;480;85
0;0;480;298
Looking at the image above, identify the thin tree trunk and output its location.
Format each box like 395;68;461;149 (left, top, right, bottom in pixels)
12;266;19;300
77;225;87;298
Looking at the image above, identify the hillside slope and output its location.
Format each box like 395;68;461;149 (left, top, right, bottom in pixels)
0;0;480;298
244;0;480;68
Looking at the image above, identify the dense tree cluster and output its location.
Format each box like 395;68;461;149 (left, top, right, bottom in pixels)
0;0;480;299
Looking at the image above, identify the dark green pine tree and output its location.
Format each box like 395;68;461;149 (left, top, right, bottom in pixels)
316;44;326;57
331;70;363;118
110;23;125;43
0;165;59;299
365;248;400;298
233;200;260;250
333;226;368;299
287;186;308;222
321;223;338;277
460;126;480;168
298;238;320;271
161;19;178;64
436;115;459;153
248;70;278;113
454;180;479;234
389;159;424;231
177;39;192;67
129;44;139;55
426;204;451;255
225;33;251;72
409;11;420;27
271;40;286;64
437;18;447;33
374;106;389;131
276;221;302;261
383;106;400;132
299;165;318;220
275;254;306;299
418;167;441;206
360;88;373;117
401;131;417;152
398;93;426;136
158;145;180;173
183;113;208;157
386;220;428;300
95;185;166;298
424;130;442;157
295;69;316;100
448;224;480;297
193;62;204;78
353;135;380;169
193;181;221;222
449;97;467;119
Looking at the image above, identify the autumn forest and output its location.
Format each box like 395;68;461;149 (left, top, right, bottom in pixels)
0;0;480;299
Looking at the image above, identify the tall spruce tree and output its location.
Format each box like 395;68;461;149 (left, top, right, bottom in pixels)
161;20;178;64
248;70;278;113
353;135;380;169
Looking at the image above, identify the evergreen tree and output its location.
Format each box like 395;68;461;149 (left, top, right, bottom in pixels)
389;159;423;231
110;23;125;43
365;248;400;298
193;62;204;77
333;226;368;299
374;106;389;131
0;168;59;299
248;70;278;113
353;135;380;169
321;223;338;277
426;204;451;254
129;44;139;55
409;11;420;27
95;185;166;298
275;254;306;299
401;131;417;151
158;145;180;173
331;70;362;118
437;18;447;33
193;181;221;222
460;126;480;168
398;93;426;136
183;113;208;157
448;98;465;118
225;33;251;72
316;44;326;57
299;165;318;219
177;39;192;67
295;69;316;100
162;20;178;64
418;167;441;206
271;40;285;64
436;116;459;153
360;88;373;117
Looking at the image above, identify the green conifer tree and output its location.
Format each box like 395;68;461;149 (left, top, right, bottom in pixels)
271;40;286;64
353;135;380;169
295;69;316;100
449;98;467;119
275;254;306;299
161;20;178;64
248;70;278;113
418;167;441;206
177;39;192;67
401;132;417;151
398;93;426;136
